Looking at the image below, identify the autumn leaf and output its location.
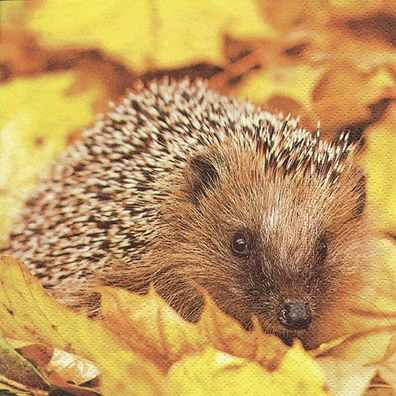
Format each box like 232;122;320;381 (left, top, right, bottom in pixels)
311;64;394;133
4;340;100;393
99;286;287;372
0;255;165;395
46;348;99;387
0;335;49;391
312;238;396;392
302;237;396;350
362;104;396;235
317;358;377;396
14;0;274;72
237;63;323;126
168;345;327;396
0;256;329;395
232;2;396;136
1;252;395;394
196;291;287;371
99;286;210;370
378;334;396;390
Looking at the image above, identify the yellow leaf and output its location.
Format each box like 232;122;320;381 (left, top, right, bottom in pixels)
0;255;165;395
305;237;396;351
353;238;396;322
318;358;376;396
99;285;209;370
167;345;327;396
197;291;287;370
0;1;25;27
275;344;328;394
312;238;396;391
308;237;396;393
0;72;103;239
23;0;274;72
362;104;396;235
317;329;396;393
99;286;287;372
238;64;322;112
377;334;396;390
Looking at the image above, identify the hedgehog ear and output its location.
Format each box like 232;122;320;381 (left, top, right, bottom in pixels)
352;170;366;220
187;153;220;202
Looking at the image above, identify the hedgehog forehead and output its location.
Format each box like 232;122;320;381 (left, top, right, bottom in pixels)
209;162;327;224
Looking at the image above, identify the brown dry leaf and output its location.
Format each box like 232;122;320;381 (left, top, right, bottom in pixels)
6;342;100;395
0;335;49;391
312;63;395;132
0;374;48;396
0;255;166;395
16;343;53;374
99;286;287;373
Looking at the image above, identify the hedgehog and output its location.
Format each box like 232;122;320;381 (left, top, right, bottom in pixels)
2;79;372;346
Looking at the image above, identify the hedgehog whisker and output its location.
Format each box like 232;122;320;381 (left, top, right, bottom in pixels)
336;291;393;326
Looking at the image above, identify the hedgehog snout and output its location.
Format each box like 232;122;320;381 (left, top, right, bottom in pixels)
278;301;312;330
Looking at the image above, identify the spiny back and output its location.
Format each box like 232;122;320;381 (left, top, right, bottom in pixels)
3;79;358;305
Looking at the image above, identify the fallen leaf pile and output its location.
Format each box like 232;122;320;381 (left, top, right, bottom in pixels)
1;252;394;395
0;0;395;395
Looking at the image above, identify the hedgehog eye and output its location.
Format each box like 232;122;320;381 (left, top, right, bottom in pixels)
232;233;250;256
317;237;328;262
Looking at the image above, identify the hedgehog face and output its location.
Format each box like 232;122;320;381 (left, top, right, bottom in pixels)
151;143;370;345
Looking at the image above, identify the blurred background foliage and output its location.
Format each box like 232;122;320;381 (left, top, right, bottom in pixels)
0;0;395;239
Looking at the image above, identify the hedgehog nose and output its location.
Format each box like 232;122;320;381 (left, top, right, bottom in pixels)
278;302;312;330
